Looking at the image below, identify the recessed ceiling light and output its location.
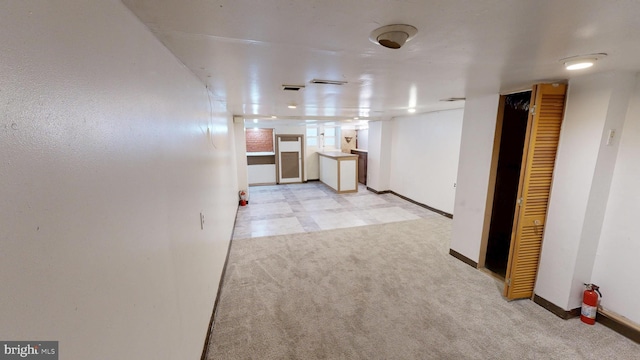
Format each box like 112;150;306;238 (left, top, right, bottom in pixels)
565;59;595;70
560;53;607;71
354;117;359;120
408;108;416;113
288;104;297;109
271;115;277;119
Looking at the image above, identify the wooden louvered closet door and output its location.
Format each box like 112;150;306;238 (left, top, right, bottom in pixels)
504;83;567;300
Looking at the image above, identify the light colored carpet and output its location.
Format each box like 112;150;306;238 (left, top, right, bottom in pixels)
207;218;640;359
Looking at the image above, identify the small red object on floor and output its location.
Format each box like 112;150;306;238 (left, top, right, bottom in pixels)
580;284;601;325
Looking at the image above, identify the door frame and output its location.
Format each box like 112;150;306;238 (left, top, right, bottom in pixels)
275;134;304;184
479;88;532;269
480;83;567;300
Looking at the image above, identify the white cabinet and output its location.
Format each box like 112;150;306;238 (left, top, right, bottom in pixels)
247;153;276;185
318;151;358;193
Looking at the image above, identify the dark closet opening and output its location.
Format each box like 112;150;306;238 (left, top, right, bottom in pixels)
485;91;531;277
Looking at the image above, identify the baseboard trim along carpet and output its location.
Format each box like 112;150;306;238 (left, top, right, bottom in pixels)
201;210;237;360
597;308;640;344
366;187;453;219
448;249;478;268
365;186;391;195
533;294;580;320
532;294;640;344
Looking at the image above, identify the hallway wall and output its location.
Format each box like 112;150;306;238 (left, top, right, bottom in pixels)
592;74;640;324
450;75;640;326
535;72;635;313
366;121;393;192
390;109;464;214
450;95;500;261
0;1;238;359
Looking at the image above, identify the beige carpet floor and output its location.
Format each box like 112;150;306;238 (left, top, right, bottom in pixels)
207;218;639;359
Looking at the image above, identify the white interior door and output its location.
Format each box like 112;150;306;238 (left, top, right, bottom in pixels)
277;135;303;183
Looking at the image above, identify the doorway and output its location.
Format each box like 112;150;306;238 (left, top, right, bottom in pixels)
276;134;304;184
481;83;567;300
485;91;531;277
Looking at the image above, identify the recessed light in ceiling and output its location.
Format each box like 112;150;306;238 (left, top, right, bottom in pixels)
288;104;297;109
271;115;277;119
560;53;607;71
565;60;594;70
369;24;418;49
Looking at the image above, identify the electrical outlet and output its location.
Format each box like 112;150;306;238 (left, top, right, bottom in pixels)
607;129;616;146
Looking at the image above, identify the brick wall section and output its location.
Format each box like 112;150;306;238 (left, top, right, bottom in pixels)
245;128;274;152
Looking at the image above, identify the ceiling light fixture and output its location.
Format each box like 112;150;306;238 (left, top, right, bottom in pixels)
560;53;607;71
271;115;277;119
288;104;297;109
565;60;595;70
369;24;418;49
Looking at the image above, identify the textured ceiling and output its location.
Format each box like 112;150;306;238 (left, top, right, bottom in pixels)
122;0;640;122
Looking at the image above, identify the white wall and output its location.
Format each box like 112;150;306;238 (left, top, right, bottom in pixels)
366;121;393;192
357;129;369;150
535;72;635;311
450;95;500;262
274;125;307;135
341;129;357;153
591;74;640;324
309;124;340;180
0;2;238;359
389;109;463;214
534;74;613;308
234;117;249;193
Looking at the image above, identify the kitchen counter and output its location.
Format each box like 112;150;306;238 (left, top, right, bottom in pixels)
318;152;358;193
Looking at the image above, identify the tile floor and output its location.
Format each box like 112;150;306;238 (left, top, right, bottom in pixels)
233;181;444;239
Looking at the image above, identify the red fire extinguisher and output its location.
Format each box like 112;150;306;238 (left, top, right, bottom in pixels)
238;190;248;206
580;283;602;325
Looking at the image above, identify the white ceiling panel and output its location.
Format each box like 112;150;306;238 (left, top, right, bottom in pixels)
122;0;640;121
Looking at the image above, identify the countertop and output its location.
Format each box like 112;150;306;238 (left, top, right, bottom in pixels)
318;151;359;159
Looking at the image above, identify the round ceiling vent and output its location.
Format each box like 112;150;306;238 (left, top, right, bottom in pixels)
369;24;418;49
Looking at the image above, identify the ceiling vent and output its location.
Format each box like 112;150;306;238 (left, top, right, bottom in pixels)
369;24;418;49
310;79;348;86
440;97;466;102
282;84;305;91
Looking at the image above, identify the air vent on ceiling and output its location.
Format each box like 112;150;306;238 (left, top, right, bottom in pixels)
310;79;348;86
282;84;305;91
440;97;466;102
